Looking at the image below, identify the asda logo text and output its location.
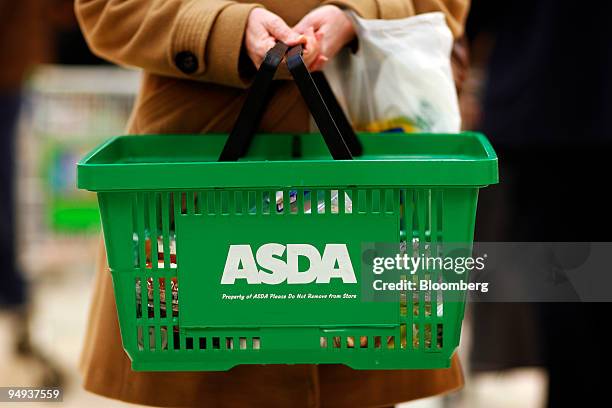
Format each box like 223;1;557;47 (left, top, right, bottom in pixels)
221;244;356;285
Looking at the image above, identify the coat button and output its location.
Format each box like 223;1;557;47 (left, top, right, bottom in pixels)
175;51;198;74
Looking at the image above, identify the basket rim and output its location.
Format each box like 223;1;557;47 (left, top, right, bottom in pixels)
77;132;498;191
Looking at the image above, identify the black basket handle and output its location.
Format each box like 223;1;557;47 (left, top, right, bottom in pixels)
219;42;288;162
286;45;362;159
219;43;362;161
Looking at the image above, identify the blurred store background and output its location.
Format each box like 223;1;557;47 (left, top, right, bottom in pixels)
5;0;611;407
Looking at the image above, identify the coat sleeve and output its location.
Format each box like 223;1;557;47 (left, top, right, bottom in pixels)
322;0;469;38
74;0;261;88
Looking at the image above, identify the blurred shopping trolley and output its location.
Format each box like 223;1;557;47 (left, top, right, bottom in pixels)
26;65;140;233
18;65;139;276
77;44;498;371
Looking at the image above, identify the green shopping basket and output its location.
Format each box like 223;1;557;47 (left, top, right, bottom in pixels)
77;43;498;371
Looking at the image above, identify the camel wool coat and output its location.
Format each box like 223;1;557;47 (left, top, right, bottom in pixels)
75;0;469;406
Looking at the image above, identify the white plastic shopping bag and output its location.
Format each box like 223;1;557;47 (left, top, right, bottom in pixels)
324;12;461;133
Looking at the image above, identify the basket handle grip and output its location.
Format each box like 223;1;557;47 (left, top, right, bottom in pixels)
219;42;288;162
286;44;362;159
219;43;363;161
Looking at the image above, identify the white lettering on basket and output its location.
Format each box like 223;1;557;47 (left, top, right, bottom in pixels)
220;244;356;285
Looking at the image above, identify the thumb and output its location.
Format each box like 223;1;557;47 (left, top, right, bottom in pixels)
293;19;310;34
266;17;302;45
293;15;319;34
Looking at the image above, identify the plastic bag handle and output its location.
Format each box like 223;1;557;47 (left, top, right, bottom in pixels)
219;42;288;162
286;44;362;159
